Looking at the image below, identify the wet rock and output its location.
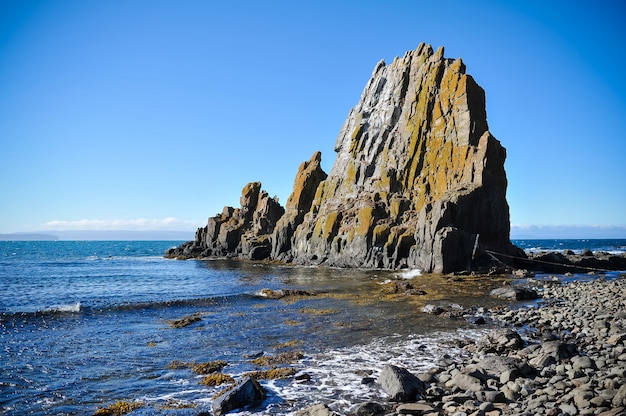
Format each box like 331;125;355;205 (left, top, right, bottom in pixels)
165;313;202;328
489;286;538;300
377;364;425;401
354;401;387;416
256;288;315;299
379;280;426;295
422;304;445;315
294;403;337;416
211;376;266;416
467;315;486;325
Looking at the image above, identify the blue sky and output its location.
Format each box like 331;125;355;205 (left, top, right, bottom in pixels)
1;0;625;239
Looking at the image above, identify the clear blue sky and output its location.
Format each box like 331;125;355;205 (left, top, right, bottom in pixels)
1;0;625;238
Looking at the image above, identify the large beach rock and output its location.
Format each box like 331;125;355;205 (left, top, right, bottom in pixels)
166;43;523;273
211;376;266;416
377;364;425;401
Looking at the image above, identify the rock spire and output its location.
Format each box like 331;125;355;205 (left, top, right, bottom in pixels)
166;43;523;273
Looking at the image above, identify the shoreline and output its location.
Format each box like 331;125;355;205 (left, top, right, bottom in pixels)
292;273;626;416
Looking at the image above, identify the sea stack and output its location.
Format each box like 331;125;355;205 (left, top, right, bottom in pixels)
166;43;523;273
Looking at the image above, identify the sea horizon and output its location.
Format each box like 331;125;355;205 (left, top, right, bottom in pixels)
2;224;626;242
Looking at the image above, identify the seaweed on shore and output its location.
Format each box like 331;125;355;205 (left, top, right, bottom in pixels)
299;307;338;315
165;313;202;328
250;351;303;366
243;367;297;380
167;359;228;374
93;401;142;416
199;372;235;386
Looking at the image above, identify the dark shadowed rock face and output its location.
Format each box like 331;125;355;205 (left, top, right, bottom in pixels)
166;43;523;273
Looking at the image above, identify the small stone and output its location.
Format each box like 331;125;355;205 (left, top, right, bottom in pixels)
559;403;578;415
445;373;483;392
612;384;626;407
396;403;434;414
354;402;386;416
479;402;494;412
475;390;505;403
607;333;626;345
571;355;595;370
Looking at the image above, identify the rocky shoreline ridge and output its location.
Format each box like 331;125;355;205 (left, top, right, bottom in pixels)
286;275;626;416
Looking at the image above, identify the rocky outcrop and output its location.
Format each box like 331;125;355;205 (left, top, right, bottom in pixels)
521;250;626;273
286;42;521;272
166;43;524;273
271;151;328;261
166;182;284;260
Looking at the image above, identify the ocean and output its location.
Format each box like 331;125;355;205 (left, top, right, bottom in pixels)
1;239;625;415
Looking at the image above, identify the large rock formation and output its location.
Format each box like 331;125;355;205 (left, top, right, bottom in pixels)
168;182;284;260
166;43;523;273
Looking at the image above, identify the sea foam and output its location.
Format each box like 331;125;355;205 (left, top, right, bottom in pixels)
397;269;421;279
44;302;82;314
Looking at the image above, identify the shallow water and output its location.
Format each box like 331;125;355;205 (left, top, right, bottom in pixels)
1;240;624;415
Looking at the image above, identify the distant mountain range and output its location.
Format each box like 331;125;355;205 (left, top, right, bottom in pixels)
0;233;60;241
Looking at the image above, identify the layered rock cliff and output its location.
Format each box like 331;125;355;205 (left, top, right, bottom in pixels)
166;43;523;273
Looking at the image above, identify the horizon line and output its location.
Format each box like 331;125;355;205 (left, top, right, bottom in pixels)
2;224;626;241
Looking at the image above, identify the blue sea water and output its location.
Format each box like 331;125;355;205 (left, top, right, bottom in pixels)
1;240;624;415
512;238;626;254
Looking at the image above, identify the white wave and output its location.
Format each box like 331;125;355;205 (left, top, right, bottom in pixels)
44;302;82;314
143;388;206;403
397;269;421;279
265;329;485;414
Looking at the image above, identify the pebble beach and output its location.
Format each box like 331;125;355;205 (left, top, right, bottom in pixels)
304;275;626;416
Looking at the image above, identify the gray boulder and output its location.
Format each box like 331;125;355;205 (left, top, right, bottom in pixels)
211;376;266;416
490;286;538;300
474;355;535;378
377;364;425;401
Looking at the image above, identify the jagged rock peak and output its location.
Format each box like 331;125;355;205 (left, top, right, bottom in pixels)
166;43;523;273
289;42;521;272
